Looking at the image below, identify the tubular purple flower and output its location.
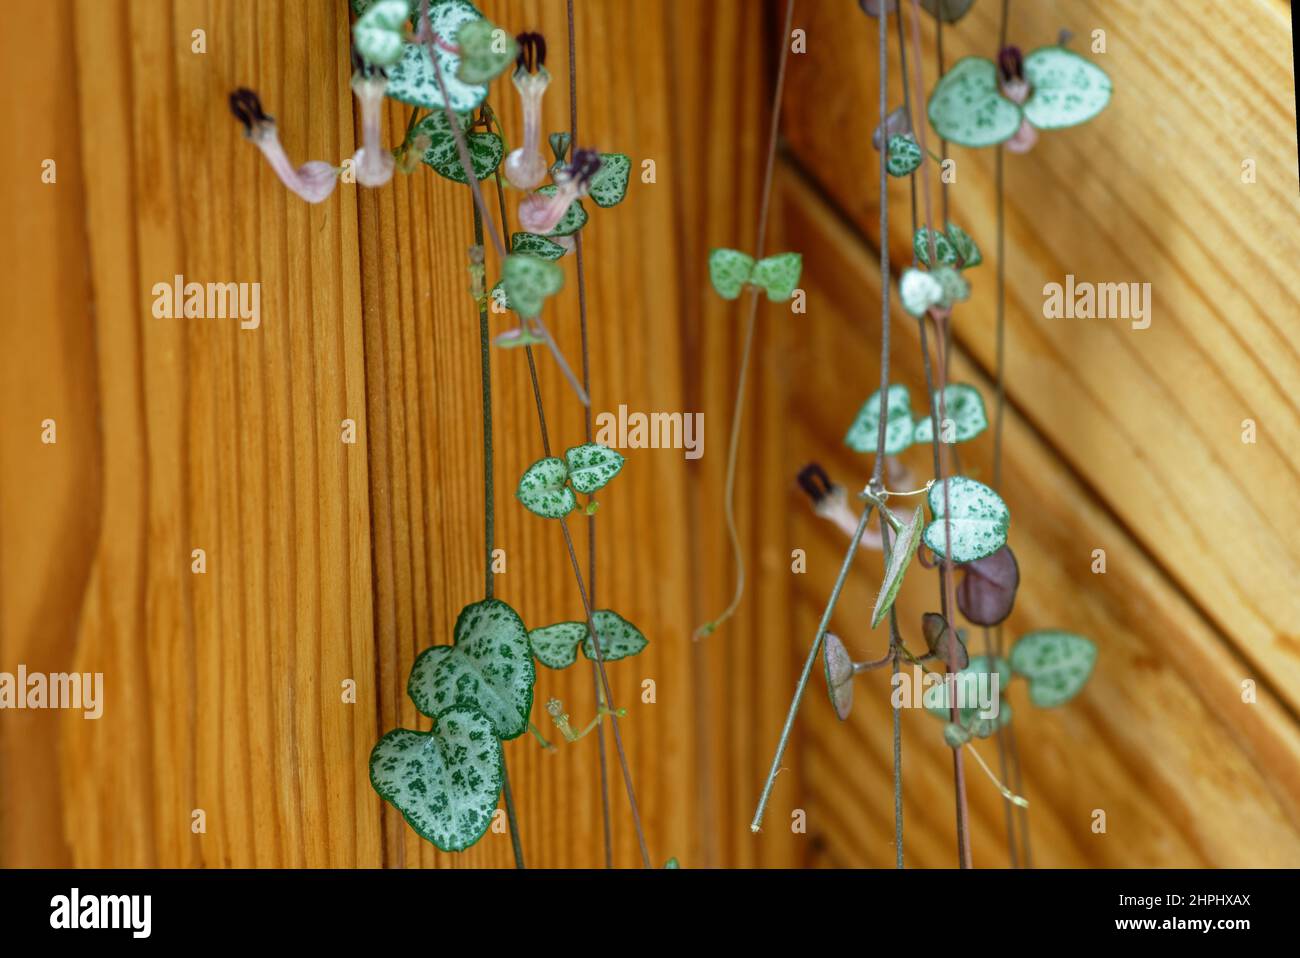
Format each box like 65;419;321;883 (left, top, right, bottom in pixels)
504;32;551;191
351;70;395;187
996;46;1038;154
229;88;339;204
517;148;601;234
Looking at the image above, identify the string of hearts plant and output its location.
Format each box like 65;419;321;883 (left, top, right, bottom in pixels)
749;0;1107;868
232;0;652;866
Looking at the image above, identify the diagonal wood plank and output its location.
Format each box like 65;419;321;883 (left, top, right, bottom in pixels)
775;161;1300;867
778;0;1300;718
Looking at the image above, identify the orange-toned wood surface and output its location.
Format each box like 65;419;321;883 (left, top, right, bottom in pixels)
1;0;1297;869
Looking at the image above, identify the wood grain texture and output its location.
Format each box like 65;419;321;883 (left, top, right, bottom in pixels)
779;0;1300;715
775;165;1300;866
0;0;802;868
1;0;1296;870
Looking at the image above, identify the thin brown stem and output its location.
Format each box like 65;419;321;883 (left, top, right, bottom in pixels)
696;0;798;641
907;0;972;869
566;0;614;871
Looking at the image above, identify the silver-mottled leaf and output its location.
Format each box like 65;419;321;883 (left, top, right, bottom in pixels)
407;598;535;739
369;707;503;852
515;455;575;518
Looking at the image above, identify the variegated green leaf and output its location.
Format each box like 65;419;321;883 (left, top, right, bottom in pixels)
589;152;631;207
564;442;625;494
925;654;1012;738
1022;46;1112;131
945;222;982;269
515;455;575;518
353;0;411;67
913;383;988;444
407;598;535;739
454;18;517;84
1009;631;1097;707
915;227;959;268
502;252;563;319
750;252;803;302
369;707;503;851
886;134;923;177
386;1;488;112
511;232;567;260
416;110;503;183
923;476;1010;563
872;505;923;627
933;266;970;307
581;609;647;661
532;185;588;236
927;56;1022;148
899;267;945;317
708;248;754;300
528;621;586;669
845;383;913;455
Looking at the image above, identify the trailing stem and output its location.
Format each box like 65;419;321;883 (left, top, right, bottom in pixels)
566;0;615;870
695;0;798;641
906;0;972;869
524;350;652;866
473;197;523;867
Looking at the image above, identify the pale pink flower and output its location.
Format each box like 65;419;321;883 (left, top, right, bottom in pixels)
229;88;339;203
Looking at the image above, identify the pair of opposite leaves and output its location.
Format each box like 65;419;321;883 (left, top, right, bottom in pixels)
370;597;647;851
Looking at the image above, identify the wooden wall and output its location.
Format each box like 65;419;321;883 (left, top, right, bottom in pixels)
0;0;1297;869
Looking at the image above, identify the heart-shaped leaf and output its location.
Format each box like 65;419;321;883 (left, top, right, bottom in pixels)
589;152;631;207
872;506;923;627
1022;46;1112;131
927;56;1022;148
511;232;567;260
386;1;488;112
922;612;970;670
581;609;647;661
750;252;803;302
924;476;1009;562
899;267;946;317
823;633;854;721
515;455;575;518
708;248;755;300
913;383;988;444
502;252;564;319
925;654;1011;738
933;266;970;307
920;0;976;22
886;134;923;177
943;722;971;747
956;545;1019;626
564;442;625;494
416;110;503;182
1009;630;1097;707
530;609;648;666
531;185;588;237
369;706;503;851
407;598;535;739
353;0;411;68
528;621;585;669
945;222;982;269
845;383;914;455
914;227;959;268
454;18;517;84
